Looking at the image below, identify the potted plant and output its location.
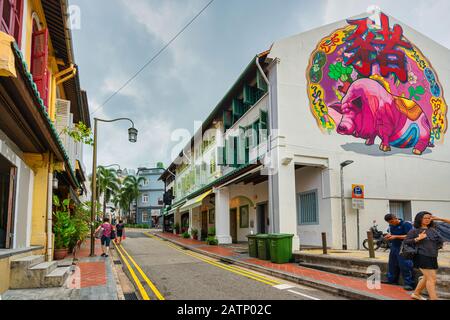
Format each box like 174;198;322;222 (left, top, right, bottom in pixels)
68;201;91;258
191;229;199;240
53;196;76;260
182;231;190;239
174;222;180;234
206;236;218;246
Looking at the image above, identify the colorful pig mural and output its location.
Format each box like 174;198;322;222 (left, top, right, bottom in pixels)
306;12;447;155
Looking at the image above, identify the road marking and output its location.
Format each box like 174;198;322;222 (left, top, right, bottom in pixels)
118;244;165;300
143;232;282;286
273;284;295;290
114;243;150;300
287;289;321;300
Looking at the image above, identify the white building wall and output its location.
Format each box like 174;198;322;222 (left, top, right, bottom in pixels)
267;13;450;249
0;130;34;249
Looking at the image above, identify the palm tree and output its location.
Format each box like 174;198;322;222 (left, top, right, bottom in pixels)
122;175;145;224
97;166;120;219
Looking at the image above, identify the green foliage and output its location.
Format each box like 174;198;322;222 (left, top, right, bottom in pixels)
328;62;353;82
206;236;218;246
157;162;165;169
208;227;216;236
182;231;190;239
69;202;91;250
174;222;180;233
53;196;76;250
191;229;198;236
408;85;425;101
62;122;93;146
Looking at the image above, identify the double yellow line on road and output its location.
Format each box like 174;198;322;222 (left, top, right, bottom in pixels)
114;242;165;300
144;232;282;287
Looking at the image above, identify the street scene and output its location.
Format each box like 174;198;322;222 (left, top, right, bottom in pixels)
0;0;450;308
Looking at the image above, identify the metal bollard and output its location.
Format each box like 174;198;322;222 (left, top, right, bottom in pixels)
367;231;376;258
322;232;328;255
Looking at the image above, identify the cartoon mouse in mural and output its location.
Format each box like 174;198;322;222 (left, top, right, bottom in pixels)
329;78;432;155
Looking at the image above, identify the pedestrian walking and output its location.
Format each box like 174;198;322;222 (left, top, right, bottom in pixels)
383;214;415;290
95;217;113;258
115;220;125;245
405;211;444;300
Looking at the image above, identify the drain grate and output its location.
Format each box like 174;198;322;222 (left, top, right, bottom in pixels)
124;292;139;300
113;260;122;265
220;259;234;265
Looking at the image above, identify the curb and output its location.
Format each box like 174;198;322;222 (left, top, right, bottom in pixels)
151;232;393;301
108;253;125;301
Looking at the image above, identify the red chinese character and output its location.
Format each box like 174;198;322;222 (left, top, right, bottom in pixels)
344;13;412;82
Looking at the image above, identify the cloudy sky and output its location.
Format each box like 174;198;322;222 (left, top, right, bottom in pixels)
70;0;450;174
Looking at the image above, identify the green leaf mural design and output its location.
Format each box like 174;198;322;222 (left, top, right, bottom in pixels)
328;62;353;82
408;85;425;101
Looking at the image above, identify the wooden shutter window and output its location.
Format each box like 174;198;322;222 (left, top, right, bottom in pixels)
31;28;49;111
0;0;23;45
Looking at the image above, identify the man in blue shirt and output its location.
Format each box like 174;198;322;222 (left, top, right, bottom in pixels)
384;214;415;290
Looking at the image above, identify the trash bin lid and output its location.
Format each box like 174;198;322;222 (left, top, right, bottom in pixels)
256;234;270;239
269;234;294;239
246;234;258;239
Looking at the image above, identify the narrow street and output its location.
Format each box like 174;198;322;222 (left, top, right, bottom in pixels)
114;230;346;300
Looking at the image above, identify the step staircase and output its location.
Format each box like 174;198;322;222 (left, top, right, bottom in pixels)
295;253;450;299
9;255;72;289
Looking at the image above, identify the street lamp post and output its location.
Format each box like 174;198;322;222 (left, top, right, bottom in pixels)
340;160;354;251
90;118;138;257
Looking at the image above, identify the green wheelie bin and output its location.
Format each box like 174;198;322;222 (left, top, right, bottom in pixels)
269;234;294;264
256;234;271;260
246;234;258;258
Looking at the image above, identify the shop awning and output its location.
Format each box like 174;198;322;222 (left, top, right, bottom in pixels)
166;202;185;216
179;190;212;212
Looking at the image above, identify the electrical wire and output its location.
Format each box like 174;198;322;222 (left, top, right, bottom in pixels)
91;0;215;116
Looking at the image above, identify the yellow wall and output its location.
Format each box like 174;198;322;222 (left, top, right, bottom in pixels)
23;153;50;250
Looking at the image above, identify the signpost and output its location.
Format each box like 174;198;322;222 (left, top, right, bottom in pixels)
352;184;365;250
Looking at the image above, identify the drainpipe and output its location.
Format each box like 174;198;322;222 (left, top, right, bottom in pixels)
46;153;54;262
255;55;275;234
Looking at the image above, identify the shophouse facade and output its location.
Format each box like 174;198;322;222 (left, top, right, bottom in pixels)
160;12;450;252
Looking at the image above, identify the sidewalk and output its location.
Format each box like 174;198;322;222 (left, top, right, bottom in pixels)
1;239;122;300
296;245;450;267
153;232;413;300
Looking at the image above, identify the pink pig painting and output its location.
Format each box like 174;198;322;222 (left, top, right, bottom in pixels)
329;78;432;155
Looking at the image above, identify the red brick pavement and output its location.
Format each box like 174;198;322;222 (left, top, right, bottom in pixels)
78;262;107;288
157;232;412;300
244;258;411;300
75;239;103;258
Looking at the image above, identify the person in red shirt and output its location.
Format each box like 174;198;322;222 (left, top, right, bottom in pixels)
95;217;112;257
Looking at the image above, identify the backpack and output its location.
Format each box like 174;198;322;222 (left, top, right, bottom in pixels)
400;239;417;260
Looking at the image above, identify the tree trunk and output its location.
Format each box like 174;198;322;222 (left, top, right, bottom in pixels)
103;194;107;221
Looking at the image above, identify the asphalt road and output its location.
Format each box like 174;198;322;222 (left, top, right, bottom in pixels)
116;231;346;300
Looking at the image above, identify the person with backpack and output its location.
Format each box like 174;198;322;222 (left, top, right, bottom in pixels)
95;217;113;258
115;220;125;245
405;212;444;300
383;213;415;291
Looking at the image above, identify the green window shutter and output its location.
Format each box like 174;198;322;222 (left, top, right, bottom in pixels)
217;146;226;166
244;84;265;106
233;136;239;167
223;110;232;130
298;190;319;225
252;120;260;146
259;110;269;141
232;99;245;124
257;70;268;92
